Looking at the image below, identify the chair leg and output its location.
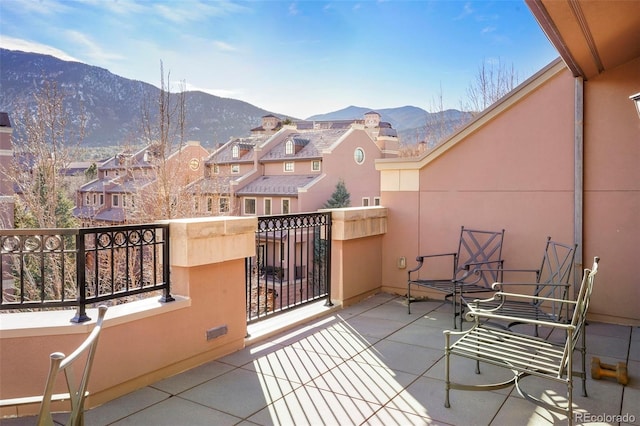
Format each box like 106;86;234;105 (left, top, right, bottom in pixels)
444;334;451;408
407;283;411;314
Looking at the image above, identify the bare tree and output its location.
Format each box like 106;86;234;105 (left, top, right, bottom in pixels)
464;58;520;113
7;80;85;228
134;61;194;222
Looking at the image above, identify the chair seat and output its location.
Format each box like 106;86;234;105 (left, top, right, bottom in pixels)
449;325;565;378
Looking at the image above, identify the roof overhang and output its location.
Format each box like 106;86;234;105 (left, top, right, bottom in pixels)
526;0;640;80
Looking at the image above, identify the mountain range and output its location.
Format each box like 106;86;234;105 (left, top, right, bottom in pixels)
0;48;469;153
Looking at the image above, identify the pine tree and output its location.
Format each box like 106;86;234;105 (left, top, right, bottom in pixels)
324;179;351;208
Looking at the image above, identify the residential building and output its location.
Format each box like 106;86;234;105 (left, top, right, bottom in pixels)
73;141;209;225
191;112;399;216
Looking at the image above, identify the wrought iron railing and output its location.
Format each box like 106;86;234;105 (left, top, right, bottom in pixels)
246;212;332;323
0;224;173;322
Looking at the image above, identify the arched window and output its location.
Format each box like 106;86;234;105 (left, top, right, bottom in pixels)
232;145;239;158
285;140;294;155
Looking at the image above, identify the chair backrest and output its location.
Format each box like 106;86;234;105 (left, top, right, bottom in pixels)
559;257;599;373
455;226;505;286
37;305;108;426
535;237;577;299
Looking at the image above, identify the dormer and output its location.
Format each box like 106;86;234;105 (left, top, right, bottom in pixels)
284;137;310;155
232;143;253;159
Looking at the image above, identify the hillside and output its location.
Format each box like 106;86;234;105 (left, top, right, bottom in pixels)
0;48;469;151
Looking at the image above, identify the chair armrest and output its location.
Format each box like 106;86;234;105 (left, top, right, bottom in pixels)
465;295;578;329
407;252;457;276
491;281;571;291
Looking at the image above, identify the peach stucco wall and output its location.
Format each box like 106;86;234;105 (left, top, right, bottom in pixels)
582;57;640;324
379;58;639;326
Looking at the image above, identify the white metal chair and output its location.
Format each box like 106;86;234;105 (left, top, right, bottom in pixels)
0;305;108;426
444;257;599;425
462;237;577;334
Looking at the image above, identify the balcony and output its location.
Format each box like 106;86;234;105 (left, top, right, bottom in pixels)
1;208;637;425
2;293;638;425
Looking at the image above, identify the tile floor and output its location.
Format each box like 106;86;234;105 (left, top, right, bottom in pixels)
2;293;638;425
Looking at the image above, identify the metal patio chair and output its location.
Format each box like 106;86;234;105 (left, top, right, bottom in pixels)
462;237;577;335
0;305;108;426
407;226;505;328
444;257;599;426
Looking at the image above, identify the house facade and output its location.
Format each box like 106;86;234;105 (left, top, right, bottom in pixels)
73;141;209;225
377;0;640;326
192;112;399;217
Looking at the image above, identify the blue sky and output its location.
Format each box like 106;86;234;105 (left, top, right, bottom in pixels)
0;0;558;118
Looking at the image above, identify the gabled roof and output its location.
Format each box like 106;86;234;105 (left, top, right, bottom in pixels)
260;129;350;161
207;135;271;164
235;174;323;196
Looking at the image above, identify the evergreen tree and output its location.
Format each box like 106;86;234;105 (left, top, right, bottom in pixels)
324;179;351;208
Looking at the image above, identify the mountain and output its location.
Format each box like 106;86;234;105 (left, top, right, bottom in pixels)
0;48;284;150
308;105;472;145
0;48;469;151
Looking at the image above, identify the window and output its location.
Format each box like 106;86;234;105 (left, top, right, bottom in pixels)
131;195;136;208
93;194;97;205
354;147;365;164
312;160;321;171
232;145;239;158
282;198;290;214
284;161;294;172
231;164;240;174
374;197;381;206
213;164;220;174
193;198;199;212
99;193;104;205
207;197;213;213
85;194;90;205
285;140;294;155
112;194;120;207
220;197;230;213
264;198;272;215
123;195;127;207
362;197;370;207
244;198;256;215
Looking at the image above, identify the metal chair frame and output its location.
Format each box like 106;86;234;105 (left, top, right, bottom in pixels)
407;226;505;328
444;257;599;426
463;237;577;334
0;305;108;426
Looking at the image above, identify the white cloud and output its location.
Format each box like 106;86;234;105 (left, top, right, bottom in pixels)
0;36;80;62
63;30;124;62
213;41;237;52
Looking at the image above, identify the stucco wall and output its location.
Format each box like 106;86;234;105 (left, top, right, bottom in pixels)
379;59;639;325
582;57;640;324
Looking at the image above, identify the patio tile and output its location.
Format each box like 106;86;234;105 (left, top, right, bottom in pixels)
491;394;568;425
308;359;418;404
243;345;344;384
108;396;242;426
342;315;410;339
387;375;508;426
178;367;299;419
422;354;516;395
352;339;443;376
364;406;453;425
287;324;375;360
621;386;640;425
150;360;236;395
630;335;640;362
386;321;449;350
217;340;285;368
246;385;381;426
83;386;171;425
357;299;424;324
